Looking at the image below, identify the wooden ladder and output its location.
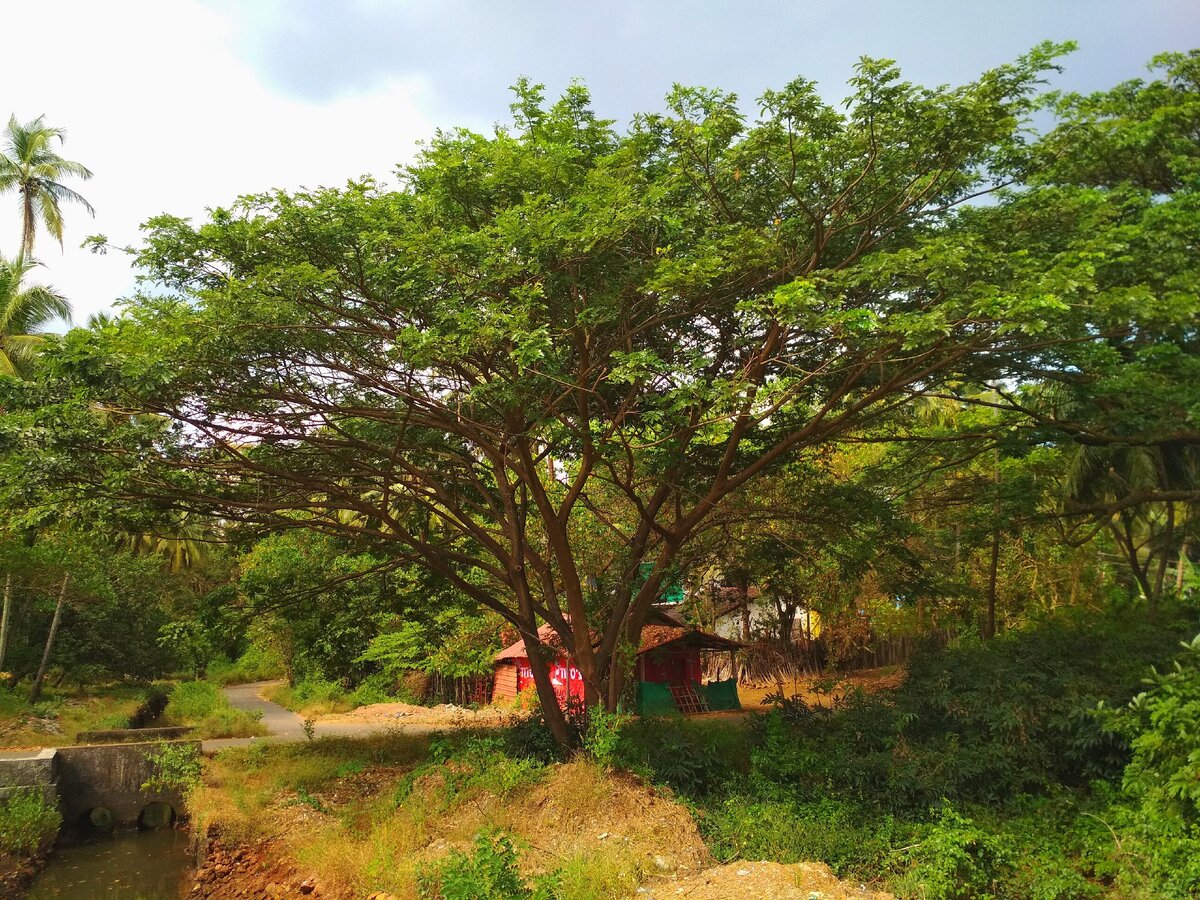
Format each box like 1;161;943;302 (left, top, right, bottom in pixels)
668;683;710;715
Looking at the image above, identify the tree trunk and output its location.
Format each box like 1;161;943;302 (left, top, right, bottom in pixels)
1177;541;1190;592
0;572;12;673
30;574;68;705
983;453;1001;640
524;634;572;747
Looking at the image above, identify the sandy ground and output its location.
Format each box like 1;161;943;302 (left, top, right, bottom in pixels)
311;666;907;729
737;666;906;710
316;699;523;729
639;860;894;899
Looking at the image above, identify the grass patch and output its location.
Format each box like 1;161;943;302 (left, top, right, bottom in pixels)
263;675;414;717
0;681;165;748
163;680;266;739
263;678;354;717
194;729;699;898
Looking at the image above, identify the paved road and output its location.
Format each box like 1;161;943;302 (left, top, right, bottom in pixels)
203;681;440;752
219;681;308;740
0;681;438;756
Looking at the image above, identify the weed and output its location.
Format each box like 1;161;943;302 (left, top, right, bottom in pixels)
0;789;61;855
142;741;203;794
418;831;531;899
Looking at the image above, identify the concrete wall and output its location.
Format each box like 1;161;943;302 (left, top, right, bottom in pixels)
0;740;197;836
24;741;198;830
0;747;58;807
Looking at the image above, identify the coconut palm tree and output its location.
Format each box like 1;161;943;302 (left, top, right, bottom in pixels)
1064;442;1199;615
0;254;71;377
0;115;93;254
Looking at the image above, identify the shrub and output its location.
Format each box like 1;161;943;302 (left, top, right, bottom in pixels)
0;789;61;855
750;609;1189;814
417;831;531;899
503;712;568;764
616;717;744;797
894;804;1008;900
701;795;897;876
581;707;629;769
142;741;203;794
206;645;285;685
1102;631;1200;897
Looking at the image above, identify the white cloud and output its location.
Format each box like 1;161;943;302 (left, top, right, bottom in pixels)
0;0;434;327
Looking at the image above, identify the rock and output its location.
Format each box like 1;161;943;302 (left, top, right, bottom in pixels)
299;877;317;894
654;855;671;871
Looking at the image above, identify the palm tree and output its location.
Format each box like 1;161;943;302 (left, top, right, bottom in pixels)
1064;442;1199;615
0;254;71;377
0;115;93;254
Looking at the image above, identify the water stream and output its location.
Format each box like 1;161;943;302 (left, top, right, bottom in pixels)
26;827;192;899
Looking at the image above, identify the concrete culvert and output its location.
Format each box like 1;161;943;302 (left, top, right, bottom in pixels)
85;806;114;832
139;801;174;829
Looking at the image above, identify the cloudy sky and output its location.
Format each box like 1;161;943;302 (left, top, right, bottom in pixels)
3;0;1198;326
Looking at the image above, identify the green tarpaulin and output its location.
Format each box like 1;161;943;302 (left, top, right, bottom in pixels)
637;681;680;716
698;678;741;711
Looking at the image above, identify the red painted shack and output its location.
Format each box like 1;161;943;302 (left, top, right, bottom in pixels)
492;611;742;714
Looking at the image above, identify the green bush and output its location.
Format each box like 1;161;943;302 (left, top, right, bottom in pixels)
418;831;531;899
700;795;896;875
0;789;61;855
1102;631;1200;897
750;609;1188;814
142;741;203;794
207;645;285;685
503;712;570;764
615;717;745;797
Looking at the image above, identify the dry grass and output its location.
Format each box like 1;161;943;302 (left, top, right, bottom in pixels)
261;682;355;717
738;665;907;710
195;733;710;899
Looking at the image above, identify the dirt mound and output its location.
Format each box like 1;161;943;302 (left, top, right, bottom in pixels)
518;761;711;876
639;860;893;899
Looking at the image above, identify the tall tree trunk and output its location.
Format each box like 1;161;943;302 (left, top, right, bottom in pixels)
740;587;752;642
983;455;1001;640
29;574;68;705
0;572;13;673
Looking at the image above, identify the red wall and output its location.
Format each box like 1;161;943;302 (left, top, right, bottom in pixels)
511;647;701;707
639;649;702;685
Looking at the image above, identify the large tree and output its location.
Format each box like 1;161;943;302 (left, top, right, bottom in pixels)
44;45;1165;743
0;114;94;254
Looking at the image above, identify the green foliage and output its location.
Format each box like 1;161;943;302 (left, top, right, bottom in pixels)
502;712;572;765
418;831;531;900
752;610;1185;813
0;789;60;855
613;717;745;797
580;707;628;769
896;804;1007;900
700;796;896;875
142;741;202;794
206;644;285;685
1101;632;1200;896
418;734;546;808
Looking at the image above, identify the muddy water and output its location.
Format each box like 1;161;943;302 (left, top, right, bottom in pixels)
26;827;192;899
